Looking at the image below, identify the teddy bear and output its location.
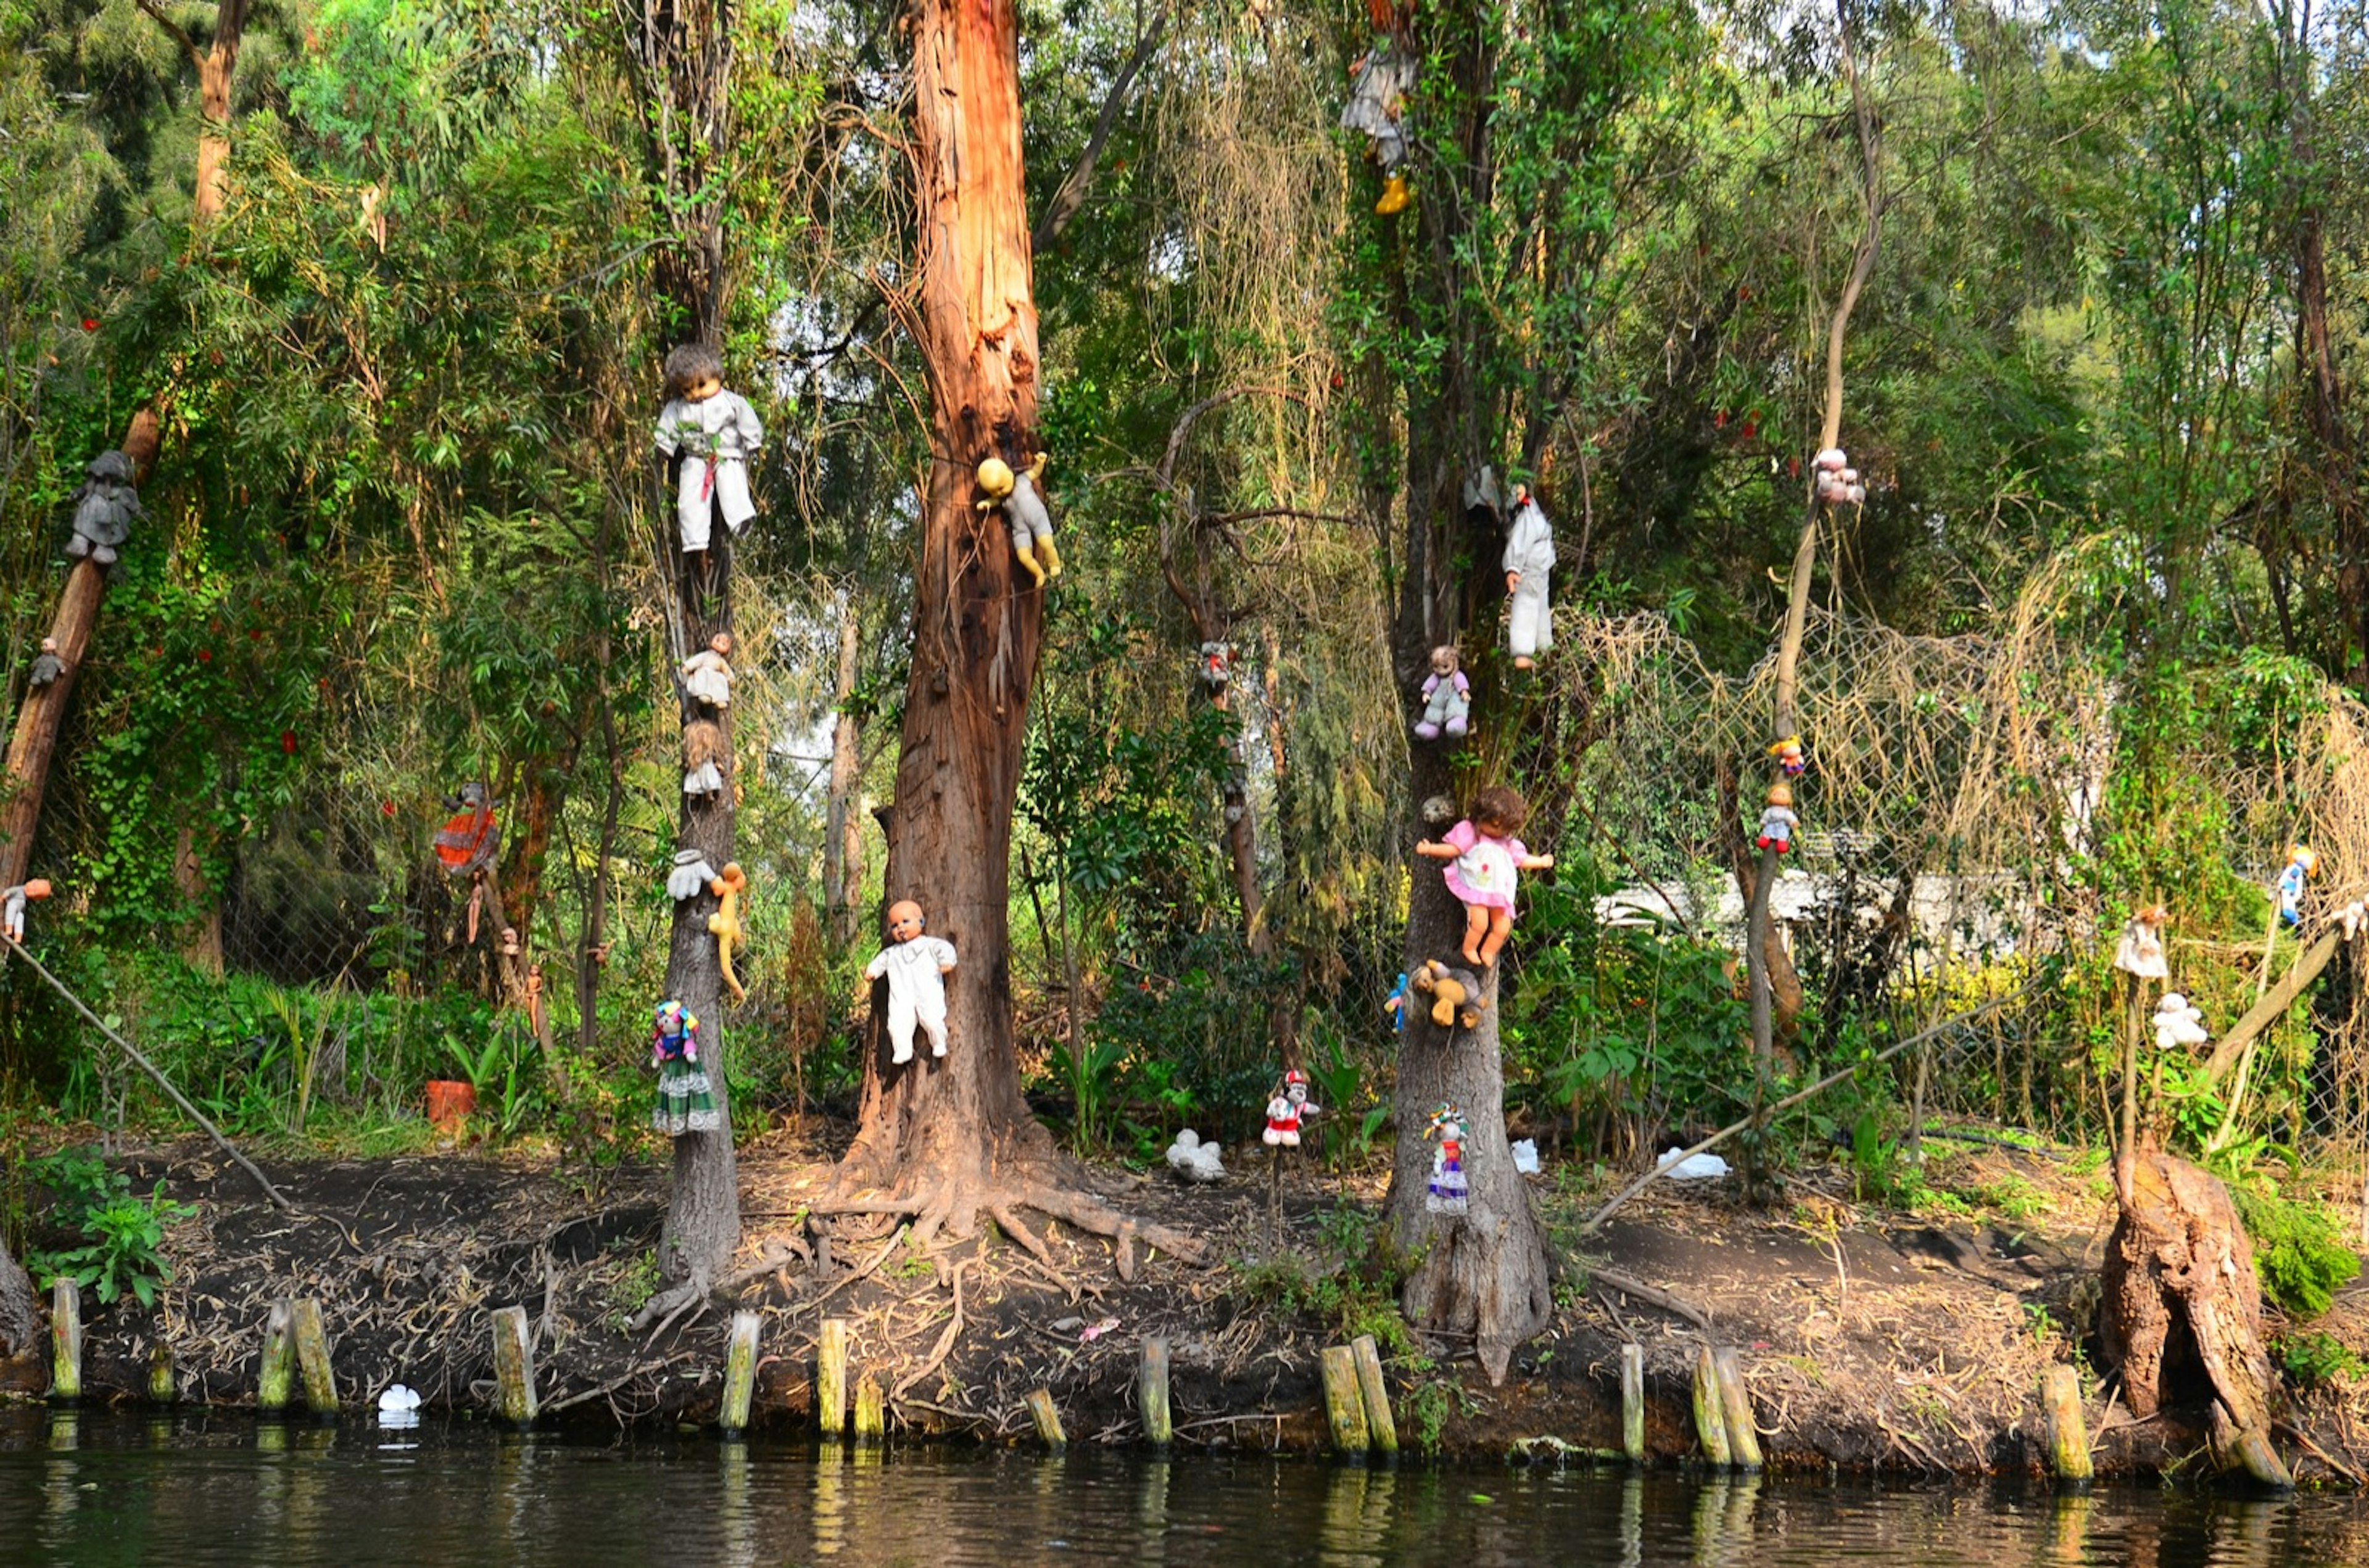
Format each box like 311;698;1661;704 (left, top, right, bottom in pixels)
1410;957;1487;1030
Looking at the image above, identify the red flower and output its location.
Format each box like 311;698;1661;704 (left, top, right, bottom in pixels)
280;730;297;754
1742;416;1759;439
1787;457;1802;478
80;318;98;332
197;648;212;662
1713;409;1728;429
381;800;397;817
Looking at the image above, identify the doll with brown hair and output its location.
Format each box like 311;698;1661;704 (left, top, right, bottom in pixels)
1416;783;1554;968
652;342;764;555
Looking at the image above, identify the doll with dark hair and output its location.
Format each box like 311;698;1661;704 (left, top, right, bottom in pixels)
1416;783;1553;968
652;343;764;555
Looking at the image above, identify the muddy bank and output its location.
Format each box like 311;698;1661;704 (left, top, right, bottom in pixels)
5;1127;2364;1483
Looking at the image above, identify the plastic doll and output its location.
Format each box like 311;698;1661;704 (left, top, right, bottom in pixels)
1425;1102;1468;1216
1340;38;1415;215
1755;781;1798;854
1415;783;1553;968
865;899;957;1064
2276;844;2318;928
28;638;64;688
682;719;726;798
977;452;1063;587
2;880;51;943
2152;992;2208;1052
2112;904;2170;981
651;343;764;555
1767;733;1806;778
1502;484;1555;669
1262;1068;1320;1147
650;999;722;1136
682;632;735;710
1413;645;1470;740
67;450;144;569
1198;642;1232;693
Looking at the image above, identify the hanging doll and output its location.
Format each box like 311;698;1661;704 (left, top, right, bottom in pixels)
1262;1068;1320;1147
650;1000;722;1136
1385;972;1408;1034
1425;1102;1469;1216
668;849;720;902
1340;38;1415;215
1410;957;1487;1030
1413;645;1470;740
67;450;144;569
865;899;957;1064
1197;642;1233;693
1415;784;1554;968
2276;844;2318;928
2152;992;2209;1052
682;632;735;711
682;720;727;798
2112;904;2170;981
1502;484;1556;669
708;862;749;1003
1767;733;1806;778
1812;447;1865;508
28;638;64;689
431;782;501;942
976;452;1063;587
651;343;764;556
1755;781;1798;854
2;880;52;943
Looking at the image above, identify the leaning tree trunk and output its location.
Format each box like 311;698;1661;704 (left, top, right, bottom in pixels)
822;596;864;949
0;1236;33;1361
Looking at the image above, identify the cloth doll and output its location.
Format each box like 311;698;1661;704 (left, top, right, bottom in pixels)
2;880;52;943
1425;1103;1468;1216
682;720;726;798
668;849;720;902
708;862;749;1003
1767;733;1806;778
1755;781;1798;854
1414;645;1470;740
1340;38;1415;215
651;343;764;555
28;638;64;689
1197;642;1232;693
432;782;501;875
2152;992;2208;1052
1502;484;1555;668
977;453;1063;587
650;1000;722;1136
2276;844;2318;928
682;632;735;710
67;450;144;568
1415;784;1554;968
2112;905;2170;981
1262;1068;1320;1147
866;899;957;1063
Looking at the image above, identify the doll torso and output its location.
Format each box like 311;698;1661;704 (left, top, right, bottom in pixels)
1442;819;1524;909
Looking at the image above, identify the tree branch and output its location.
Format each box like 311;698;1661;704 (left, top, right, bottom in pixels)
1030;2;1170;253
130;0;203;71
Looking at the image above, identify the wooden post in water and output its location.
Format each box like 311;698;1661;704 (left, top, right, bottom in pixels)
1713;1348;1761;1470
2039;1364;2091;1483
48;1279;80;1402
1138;1337;1172;1446
149;1339;177;1403
1620;1343;1645;1464
257;1300;296;1412
817;1318;851;1438
1690;1345;1730;1467
1026;1387;1066;1451
853;1373;885;1445
1320;1345;1369;1456
720;1310;761;1434
490;1305;538;1424
1349;1334;1396;1456
292;1299;337;1414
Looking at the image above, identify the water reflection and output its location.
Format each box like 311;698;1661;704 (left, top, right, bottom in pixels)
0;1411;2361;1567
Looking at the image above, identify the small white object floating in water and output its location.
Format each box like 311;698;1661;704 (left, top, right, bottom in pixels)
1511;1139;1540;1174
377;1383;423;1414
1165;1128;1225;1182
1657;1147;1730;1181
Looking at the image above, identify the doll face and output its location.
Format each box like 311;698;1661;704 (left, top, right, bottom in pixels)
1429;647;1457;677
1286;1081;1308;1105
709;632;733;658
682;373;722;403
886;900;925;943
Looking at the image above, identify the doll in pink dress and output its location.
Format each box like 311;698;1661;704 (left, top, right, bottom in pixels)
1415;784;1554;968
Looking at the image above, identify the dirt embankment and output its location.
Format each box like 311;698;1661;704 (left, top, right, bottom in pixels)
6;1126;2365;1483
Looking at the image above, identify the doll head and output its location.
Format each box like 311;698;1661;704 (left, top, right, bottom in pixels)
654;999;692;1038
38;637;56;656
1512;482;1531;508
20;880;50;901
2134;903;2169;929
885;899;926;944
1468;783;1529;838
1281;1067;1310;1106
664;342;724;403
1426;1100;1464;1141
708;632;733;659
975;456;1015;503
1766;780;1793;809
1429;645;1459;678
2289;844;2320;878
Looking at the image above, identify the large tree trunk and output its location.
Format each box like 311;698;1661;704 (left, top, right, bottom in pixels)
0;1237;33;1361
131;0;248;225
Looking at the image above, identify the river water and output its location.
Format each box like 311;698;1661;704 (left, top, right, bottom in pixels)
3;1409;2364;1566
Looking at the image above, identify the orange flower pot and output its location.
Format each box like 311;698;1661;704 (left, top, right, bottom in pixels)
425;1079;477;1133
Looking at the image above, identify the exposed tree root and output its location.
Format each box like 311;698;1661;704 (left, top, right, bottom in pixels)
990;1202;1054;1265
813;1160;1209;1277
891;1256;972;1403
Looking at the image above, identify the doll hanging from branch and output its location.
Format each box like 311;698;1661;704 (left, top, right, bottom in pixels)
1502;484;1555;670
976;451;1063;587
1340;28;1415;215
864;899;957;1065
1413;645;1470;740
1415;784;1553;968
652;343;764;558
650;1000;722;1136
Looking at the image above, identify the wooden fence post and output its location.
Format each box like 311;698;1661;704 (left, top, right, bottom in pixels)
292;1299;337;1414
48;1279;80;1402
1349;1334;1396;1456
491;1305;537;1424
1026;1387;1066;1451
257;1300;296;1412
1690;1345;1730;1467
1320;1345;1369;1456
720;1310;761;1434
817;1318;850;1438
1138;1337;1172;1446
1620;1343;1645;1464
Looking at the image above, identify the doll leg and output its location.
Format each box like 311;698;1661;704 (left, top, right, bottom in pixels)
1460;902;1489;967
887;995;917;1064
1034;526;1064;577
716;461;757;535
918;998;949;1057
678;460;713;553
1478;907;1514;968
1011;521;1047;586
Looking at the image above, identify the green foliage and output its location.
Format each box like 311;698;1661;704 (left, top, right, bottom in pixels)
2274;1331;2365;1388
2230;1187;2362;1321
24;1148;191;1309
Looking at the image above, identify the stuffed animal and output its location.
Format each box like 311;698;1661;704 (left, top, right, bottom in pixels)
652;343;764;555
67;450;144;568
2152;992;2208;1052
1410;957;1487;1030
708;862;749;1002
1165;1128;1226;1182
1262;1069;1320;1147
682;719;726;798
1197;641;1232;693
977;452;1062;586
28;637;64;688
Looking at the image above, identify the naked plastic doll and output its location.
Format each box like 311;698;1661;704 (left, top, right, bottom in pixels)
1414;645;1470;740
1415;783;1553;968
865;899;957;1064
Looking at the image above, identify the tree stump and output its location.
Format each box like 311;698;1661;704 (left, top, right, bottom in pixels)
2101;1150;2291;1486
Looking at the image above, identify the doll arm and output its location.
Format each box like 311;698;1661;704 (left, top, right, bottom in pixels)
653;402;685;456
731;393;764;455
1518;852;1555;870
1414;840;1460;860
930;938;958;974
1421;672;1441;698
864;949;890;980
1452;671;1470;695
